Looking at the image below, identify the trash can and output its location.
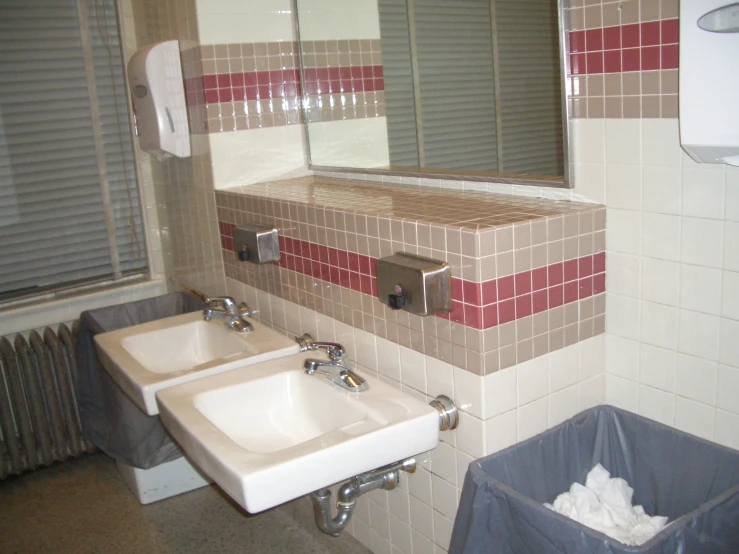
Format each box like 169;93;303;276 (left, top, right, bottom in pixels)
450;406;739;554
75;292;205;469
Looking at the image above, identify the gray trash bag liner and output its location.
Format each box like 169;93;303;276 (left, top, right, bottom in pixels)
75;292;206;469
450;405;739;554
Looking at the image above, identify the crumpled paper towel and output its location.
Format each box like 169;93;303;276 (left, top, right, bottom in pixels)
544;464;668;545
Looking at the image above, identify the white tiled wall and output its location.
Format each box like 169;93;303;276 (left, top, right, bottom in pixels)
297;0;381;41
224;275;605;552
209;126;309;189
308;117;390;169
196;0;295;44
571;118;739;451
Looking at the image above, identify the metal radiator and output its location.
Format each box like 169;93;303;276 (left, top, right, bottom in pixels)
0;324;95;479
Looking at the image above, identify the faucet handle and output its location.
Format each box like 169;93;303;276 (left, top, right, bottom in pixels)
239;302;258;318
204;296;238;314
295;333;346;362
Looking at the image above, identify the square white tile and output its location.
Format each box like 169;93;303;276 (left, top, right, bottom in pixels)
679;264;723;315
606;252;642;298
676;354;718;406
637;385;675;426
484;366;517;418
638;344;677;392
605;374;639;413
606;165;642;210
516;397;549;441
680;217;724;268
605;334;640;381
641;258;680;306
484;410;517;455
642;166;682;215
642;213;681;261
674;397;714;441
678;309;721;361
681;166;725;219
640;301;679;350
607;209;642;255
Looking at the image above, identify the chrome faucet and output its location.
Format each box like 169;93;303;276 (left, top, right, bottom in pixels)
295;333;346;362
203;296;254;333
296;333;367;392
303;358;368;392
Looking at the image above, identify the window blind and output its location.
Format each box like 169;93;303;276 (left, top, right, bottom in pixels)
413;0;499;172
494;0;564;176
378;0;421;168
0;0;146;302
377;0;564;176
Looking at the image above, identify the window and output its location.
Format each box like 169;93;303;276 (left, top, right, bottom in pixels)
0;0;147;303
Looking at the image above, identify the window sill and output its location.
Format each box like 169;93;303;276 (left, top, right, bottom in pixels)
0;278;168;336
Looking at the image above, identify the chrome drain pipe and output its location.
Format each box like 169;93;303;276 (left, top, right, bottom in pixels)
310;396;458;536
310;458;417;536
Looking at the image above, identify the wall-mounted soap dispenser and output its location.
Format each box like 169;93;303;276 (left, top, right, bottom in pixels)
127;40;191;160
376;253;451;316
233;224;280;264
680;1;739;166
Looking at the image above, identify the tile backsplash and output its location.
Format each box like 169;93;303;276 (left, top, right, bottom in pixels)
565;0;679;118
216;176;606;376
197;40;385;134
115;2;739;554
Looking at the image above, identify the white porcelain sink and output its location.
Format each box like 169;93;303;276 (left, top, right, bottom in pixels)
94;311;299;415
156;352;439;514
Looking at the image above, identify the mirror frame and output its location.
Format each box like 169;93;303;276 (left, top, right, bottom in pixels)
293;0;572;189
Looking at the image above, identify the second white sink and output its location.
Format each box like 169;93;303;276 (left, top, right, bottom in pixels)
156;352;439;514
194;369;367;453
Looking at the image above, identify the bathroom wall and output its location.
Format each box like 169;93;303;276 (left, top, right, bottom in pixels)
566;0;739;451
124;0;736;553
215;172;607;554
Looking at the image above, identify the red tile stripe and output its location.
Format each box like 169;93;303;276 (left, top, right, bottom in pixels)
569;19;678;75
199;65;384;105
220;222;606;330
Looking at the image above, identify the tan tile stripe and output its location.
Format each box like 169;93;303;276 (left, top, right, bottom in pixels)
569;68;678;118
300;39;382;69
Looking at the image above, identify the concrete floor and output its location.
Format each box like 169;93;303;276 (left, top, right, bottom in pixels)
0;453;371;554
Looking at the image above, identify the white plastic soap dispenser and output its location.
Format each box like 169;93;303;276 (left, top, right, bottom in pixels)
127;40;191;160
679;1;739;167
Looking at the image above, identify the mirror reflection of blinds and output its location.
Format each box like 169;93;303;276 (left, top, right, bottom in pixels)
0;0;146;301
494;0;564;176
378;0;420;167
378;0;564;177
414;0;499;171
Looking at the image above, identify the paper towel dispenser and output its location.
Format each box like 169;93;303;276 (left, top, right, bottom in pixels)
127;40;191;160
680;1;739;167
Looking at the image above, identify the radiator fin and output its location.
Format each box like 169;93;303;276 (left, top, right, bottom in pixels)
0;324;95;479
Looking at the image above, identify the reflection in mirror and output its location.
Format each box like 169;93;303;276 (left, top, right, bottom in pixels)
295;0;567;185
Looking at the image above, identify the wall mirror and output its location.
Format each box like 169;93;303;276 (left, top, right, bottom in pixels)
294;0;570;188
